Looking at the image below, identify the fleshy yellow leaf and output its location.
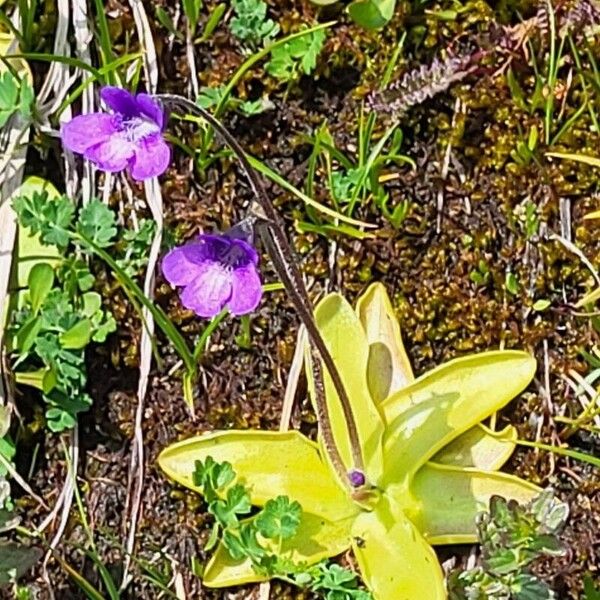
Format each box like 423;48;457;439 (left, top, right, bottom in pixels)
356;284;518;472
13;177;62;289
311;293;385;483
351;497;445;600
432;424;517;471
381;351;536;485
355;282;414;403
203;513;355;587
158;430;356;521
406;462;540;545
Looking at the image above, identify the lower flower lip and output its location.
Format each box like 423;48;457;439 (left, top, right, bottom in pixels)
163;232;262;318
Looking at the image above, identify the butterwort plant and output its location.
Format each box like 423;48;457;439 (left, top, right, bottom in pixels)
159;283;541;599
61;86;170;181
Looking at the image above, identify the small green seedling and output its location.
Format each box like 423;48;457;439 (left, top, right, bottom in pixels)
448;490;568;599
9;190;159;431
229;0;279;49
266;28;326;82
159;283;540;598
310;0;395;30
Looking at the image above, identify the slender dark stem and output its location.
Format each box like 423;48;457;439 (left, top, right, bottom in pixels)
157;94;365;483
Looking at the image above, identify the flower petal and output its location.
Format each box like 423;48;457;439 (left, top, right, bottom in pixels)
355;282;414;404
229;237;259;266
306;293;385;485
179;262;232;317
203;513;354;587
161;245;208;287
84;135;135;172
157;430;356;521
228;265;262;316
61;113;120;154
100;86;138;116
129;134;170;180
135;93;165;129
381;351;536;486
405;462;540;545
351;497;446;600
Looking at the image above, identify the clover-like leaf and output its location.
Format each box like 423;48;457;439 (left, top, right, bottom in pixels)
210;484;252;528
256;496;302;540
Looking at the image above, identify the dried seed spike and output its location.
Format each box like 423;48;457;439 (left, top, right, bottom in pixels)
367;54;474;117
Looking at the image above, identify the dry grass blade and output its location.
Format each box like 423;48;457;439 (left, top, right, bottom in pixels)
37;0;71;115
122;177;164;588
128;0;158;90
42;427;78;598
121;4;162;586
0;31;31;405
71;0;96;202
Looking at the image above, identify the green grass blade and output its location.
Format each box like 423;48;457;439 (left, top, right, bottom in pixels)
56;53;143;117
198;22;335;154
213;21;335;119
78;234;195;373
193;309;228;362
58;558;106;600
515;439;600;469
546;152;600;168
247;154;375;228
7;53;102;78
93;0;117;76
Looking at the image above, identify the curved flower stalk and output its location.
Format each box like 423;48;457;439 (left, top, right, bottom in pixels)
61;87;170;180
63;88;366;489
159;283;540;599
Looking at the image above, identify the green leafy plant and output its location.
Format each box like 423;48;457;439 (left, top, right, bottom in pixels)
310;0;395;30
448;490;568;599
302;114;413;229
229;0;279;49
584;576;600;600
7;225;117;430
159;283;540;598
470;260;491;287
190;456;371;599
0;69;34;127
197;84;273;117
513;199;540;239
266;28;326;81
8;193;144;430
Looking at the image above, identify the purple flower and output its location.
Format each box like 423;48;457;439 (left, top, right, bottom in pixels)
162;230;262;318
61;86;170;181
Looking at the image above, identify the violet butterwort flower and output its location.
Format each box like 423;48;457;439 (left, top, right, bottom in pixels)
61;86;170;181
162;228;262;318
